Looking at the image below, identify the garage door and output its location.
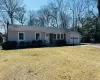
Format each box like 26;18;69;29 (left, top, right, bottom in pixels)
74;38;79;44
70;37;80;45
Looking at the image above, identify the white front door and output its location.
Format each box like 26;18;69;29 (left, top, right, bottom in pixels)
45;33;49;44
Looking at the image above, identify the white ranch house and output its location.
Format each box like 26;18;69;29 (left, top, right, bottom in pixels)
8;25;81;45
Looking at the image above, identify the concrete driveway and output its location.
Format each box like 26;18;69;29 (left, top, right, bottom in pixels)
81;43;100;48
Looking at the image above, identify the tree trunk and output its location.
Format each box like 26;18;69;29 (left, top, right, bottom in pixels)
98;0;100;18
11;17;13;25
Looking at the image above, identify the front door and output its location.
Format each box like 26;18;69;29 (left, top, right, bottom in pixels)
49;33;54;45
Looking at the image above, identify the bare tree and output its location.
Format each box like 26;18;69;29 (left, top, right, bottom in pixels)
26;0;70;28
97;0;100;17
37;10;45;26
0;12;9;34
48;0;70;29
14;7;26;25
37;6;51;27
27;10;38;26
46;3;58;27
40;7;51;27
0;20;7;34
68;0;88;30
0;0;23;24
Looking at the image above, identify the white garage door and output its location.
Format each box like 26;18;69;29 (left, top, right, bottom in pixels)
70;37;80;45
74;38;80;44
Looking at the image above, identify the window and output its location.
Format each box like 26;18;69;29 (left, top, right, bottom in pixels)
54;34;56;40
61;34;64;39
18;32;25;41
57;34;60;40
36;33;40;40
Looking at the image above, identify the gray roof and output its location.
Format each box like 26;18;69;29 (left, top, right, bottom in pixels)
8;25;67;33
8;25;80;34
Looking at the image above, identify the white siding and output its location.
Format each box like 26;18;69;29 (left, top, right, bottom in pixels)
8;31;18;41
8;31;45;42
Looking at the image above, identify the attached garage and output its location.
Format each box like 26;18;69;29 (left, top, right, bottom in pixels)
66;31;81;45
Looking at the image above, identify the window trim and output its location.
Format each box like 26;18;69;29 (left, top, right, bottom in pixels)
18;32;25;41
35;32;41;40
56;34;64;40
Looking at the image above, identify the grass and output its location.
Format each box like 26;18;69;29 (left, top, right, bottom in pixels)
0;46;100;80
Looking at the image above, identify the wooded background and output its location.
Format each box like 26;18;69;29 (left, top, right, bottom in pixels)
0;0;100;43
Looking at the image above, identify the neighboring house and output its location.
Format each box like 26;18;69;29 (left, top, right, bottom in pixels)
8;25;81;45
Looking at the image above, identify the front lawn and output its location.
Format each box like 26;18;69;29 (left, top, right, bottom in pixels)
0;46;100;80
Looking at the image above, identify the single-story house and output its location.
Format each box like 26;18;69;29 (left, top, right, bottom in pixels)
7;25;81;45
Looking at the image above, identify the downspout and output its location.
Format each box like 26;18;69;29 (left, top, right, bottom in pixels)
7;21;9;41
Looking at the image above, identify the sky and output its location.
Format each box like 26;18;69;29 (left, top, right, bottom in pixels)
0;0;98;34
0;0;49;33
24;0;49;11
